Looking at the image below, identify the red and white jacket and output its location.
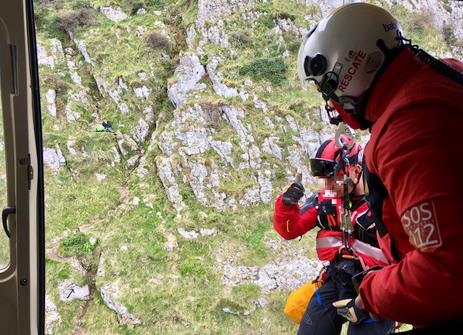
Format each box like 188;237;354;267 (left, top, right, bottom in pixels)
273;188;388;269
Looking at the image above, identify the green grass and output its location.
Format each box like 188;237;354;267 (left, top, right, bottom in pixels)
242;220;268;260
35;0;462;333
389;4;452;57
83;199;299;334
239;57;288;85
57;264;73;279
272;0;311;26
58;233;97;257
179;0;198;28
45;170;122;239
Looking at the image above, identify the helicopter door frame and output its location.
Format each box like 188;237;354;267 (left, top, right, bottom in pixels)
0;0;45;334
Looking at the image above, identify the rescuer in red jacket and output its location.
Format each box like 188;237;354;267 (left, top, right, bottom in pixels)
296;2;463;333
274;136;393;335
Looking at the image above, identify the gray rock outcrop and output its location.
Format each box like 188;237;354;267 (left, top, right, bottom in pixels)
167;53;206;108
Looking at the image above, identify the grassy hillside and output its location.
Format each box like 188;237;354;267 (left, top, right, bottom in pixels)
29;0;462;334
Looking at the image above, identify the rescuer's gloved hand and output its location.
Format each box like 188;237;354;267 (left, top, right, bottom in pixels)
282;182;305;206
332;298;369;324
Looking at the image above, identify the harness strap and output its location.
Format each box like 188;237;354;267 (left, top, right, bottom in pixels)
399;32;463;86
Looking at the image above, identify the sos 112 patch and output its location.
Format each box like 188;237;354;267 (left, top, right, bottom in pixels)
401;201;442;251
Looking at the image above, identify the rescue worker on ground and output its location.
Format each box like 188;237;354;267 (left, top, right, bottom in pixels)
102;119;113;132
296;3;463;333
273;136;394;335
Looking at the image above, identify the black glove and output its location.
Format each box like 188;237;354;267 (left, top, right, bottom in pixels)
332;298;369;324
282;182;304;205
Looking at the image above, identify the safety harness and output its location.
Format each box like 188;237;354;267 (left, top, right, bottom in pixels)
400;33;463;87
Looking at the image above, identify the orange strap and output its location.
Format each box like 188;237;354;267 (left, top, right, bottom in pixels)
327;214;337;228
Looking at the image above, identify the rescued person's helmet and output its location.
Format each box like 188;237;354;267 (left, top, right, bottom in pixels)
297;3;403;128
310;135;362;178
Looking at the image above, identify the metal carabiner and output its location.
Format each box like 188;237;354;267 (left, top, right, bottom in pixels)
334;122;355;150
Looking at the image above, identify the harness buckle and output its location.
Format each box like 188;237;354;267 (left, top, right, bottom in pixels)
338;245;355;260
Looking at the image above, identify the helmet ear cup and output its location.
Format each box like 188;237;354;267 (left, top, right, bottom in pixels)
310;54;327;76
304;54;327;77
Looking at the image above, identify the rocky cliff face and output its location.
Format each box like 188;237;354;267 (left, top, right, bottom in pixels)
35;1;462;334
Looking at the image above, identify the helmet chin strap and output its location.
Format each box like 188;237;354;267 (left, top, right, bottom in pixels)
323;95;372;130
339;96;373;130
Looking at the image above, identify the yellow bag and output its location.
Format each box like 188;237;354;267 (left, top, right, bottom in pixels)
284;280;322;324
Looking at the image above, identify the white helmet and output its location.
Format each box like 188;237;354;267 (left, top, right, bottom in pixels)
297;3;403;123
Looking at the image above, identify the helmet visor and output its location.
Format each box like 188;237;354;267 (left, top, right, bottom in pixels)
310;159;336;177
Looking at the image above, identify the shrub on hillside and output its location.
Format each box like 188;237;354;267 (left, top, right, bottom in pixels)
129;0;165;14
443;23;456;46
56;8;95;34
442;0;452;13
34;1;65;37
71;0;93;10
282;31;300;54
129;0;147;14
202;102;225;127
408;11;432;31
58;233;96;257
36;0;63;8
239;57;288;85
146;32;171;51
44;74;67;92
231;31;250;47
272;11;296;21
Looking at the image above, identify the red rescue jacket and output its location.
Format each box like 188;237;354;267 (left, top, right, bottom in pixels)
359;48;463;326
273;188;388;269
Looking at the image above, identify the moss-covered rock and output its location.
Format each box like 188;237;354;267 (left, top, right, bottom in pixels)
34;1;462;334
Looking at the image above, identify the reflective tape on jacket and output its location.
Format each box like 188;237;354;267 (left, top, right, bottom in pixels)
351;239;388;265
316;235;388;267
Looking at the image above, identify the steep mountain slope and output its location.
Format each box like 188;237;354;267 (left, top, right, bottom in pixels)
33;0;463;334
